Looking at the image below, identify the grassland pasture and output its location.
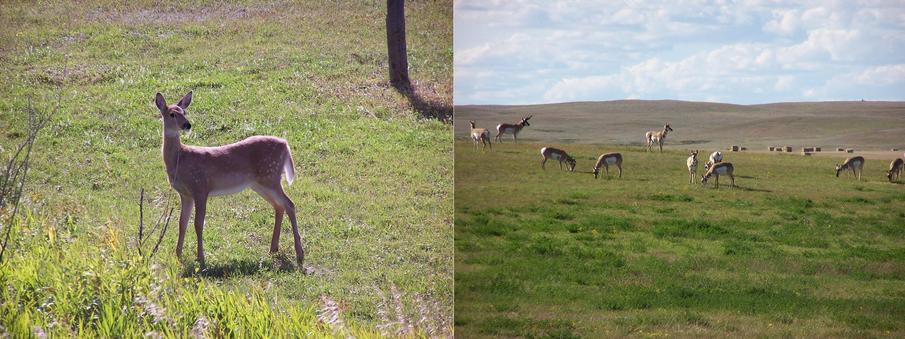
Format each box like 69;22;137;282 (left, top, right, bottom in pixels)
455;140;905;337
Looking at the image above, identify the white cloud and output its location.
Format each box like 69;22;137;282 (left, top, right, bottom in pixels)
456;0;905;104
763;9;800;35
852;64;905;85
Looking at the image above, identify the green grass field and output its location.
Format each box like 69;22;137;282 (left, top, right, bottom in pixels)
0;1;451;336
455;140;905;337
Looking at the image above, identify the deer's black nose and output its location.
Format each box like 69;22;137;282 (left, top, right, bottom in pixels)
183;122;191;130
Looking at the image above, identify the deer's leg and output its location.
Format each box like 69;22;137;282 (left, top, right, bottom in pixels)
176;194;194;258
252;185;286;254
541;158;547;170
730;174;735;188
192;194;208;267
513;133;517;144
276;189;304;266
617;163;622;178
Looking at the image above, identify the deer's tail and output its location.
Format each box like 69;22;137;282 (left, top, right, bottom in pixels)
283;143;296;186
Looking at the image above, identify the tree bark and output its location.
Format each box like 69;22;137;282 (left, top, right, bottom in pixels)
386;0;411;90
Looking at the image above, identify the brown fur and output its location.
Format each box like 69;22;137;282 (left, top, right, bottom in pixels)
156;91;304;267
594;152;623;179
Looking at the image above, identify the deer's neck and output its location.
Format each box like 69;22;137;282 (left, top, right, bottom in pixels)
162;133;184;178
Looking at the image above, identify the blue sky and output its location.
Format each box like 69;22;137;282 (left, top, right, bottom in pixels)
454;1;905;105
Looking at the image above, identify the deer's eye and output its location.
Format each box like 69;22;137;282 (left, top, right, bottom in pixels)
169;113;175;118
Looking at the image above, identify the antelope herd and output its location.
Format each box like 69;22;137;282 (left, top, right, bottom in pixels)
469;117;905;185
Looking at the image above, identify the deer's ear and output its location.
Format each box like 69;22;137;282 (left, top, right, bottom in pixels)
155;93;167;112
177;91;193;110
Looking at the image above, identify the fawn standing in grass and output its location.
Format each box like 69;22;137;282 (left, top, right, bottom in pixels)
156;91;304;268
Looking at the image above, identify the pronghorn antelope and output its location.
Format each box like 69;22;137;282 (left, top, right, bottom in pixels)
645;123;674;152
701;162;735;188
155;92;304;267
593;152;622;179
495;115;532;143
835;156;865;181
540;147;576;171
469;120;492;151
686;150;699;184
704;151;722;171
886;158;903;182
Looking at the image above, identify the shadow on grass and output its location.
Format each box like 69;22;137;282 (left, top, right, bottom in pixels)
395;84;452;122
181;254;299;278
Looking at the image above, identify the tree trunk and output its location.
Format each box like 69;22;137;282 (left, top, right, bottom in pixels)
386;0;411;90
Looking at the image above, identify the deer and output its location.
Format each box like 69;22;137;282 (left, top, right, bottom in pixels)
540;147;576;171
495;115;532;143
593;152;622;179
703;151;722;171
469;120;492;151
645;123;673;152
835;156;865;181
701;162;735;188
886;158;903;182
686;150;699;184
155;91;304;268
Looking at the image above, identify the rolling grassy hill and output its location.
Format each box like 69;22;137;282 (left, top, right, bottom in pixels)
456;100;905;152
456;141;905;337
0;1;452;336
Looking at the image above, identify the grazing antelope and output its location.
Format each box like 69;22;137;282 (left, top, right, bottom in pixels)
645;123;674;152
686;150;699;184
835;156;865;181
469;120;492;151
593;152;623;179
495;115;532;143
886;158;903;182
704;151;722;171
701;162;735;188
155;91;304;267
540;147;576;171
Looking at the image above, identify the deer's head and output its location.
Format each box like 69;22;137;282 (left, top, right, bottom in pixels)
520;115;532;127
566;156;576;172
469;120;476;128
156;91;193;136
834;164;842;177
690;150;698;157
887;169;895;182
665;123;673;132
